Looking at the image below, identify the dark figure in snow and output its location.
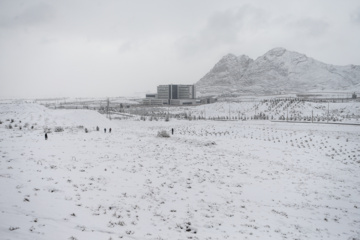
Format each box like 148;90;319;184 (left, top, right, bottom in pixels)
96;126;99;131
104;128;106;133
171;128;174;135
45;133;48;140
109;128;112;133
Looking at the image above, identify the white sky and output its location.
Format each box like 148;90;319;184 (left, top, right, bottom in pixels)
1;0;360;98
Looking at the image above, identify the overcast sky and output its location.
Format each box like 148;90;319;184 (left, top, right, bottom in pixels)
1;0;360;99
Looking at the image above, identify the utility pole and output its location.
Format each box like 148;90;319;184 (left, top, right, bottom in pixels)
229;103;231;120
204;105;206;120
287;105;288;122
312;110;313;123
327;101;329;123
255;105;257;120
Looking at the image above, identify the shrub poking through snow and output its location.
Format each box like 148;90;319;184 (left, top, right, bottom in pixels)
85;128;88;133
43;127;51;133
54;126;64;132
157;130;170;138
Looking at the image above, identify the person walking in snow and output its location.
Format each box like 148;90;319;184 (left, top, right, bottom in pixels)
104;128;106;133
171;128;174;135
45;133;48;140
109;128;112;133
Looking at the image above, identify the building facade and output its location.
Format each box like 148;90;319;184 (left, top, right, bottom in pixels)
157;84;196;100
144;84;196;105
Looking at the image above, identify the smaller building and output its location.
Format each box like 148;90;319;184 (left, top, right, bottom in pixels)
170;99;198;105
200;96;218;104
146;93;157;98
143;98;167;105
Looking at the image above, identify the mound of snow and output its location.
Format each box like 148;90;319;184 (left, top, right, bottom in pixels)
0;103;115;129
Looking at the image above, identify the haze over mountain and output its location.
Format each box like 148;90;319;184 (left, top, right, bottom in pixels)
196;48;360;96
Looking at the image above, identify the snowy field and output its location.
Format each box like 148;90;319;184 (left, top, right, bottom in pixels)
1;103;360;239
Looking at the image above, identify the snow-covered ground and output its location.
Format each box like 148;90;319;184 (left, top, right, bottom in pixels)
35;97;140;110
168;100;360;122
1;103;360;239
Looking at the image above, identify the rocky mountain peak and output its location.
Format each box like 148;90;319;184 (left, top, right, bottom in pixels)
264;47;287;57
195;48;360;96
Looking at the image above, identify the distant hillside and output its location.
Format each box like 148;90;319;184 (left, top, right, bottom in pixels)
196;48;360;96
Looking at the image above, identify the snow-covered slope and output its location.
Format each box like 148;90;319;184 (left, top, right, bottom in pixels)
196;54;253;94
1;103;360;239
196;48;360;95
0;103;115;130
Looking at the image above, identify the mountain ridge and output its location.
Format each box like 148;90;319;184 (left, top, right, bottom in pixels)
195;48;360;96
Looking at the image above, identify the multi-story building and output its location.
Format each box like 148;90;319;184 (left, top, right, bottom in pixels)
157;84;195;99
157;85;171;100
178;85;196;99
144;84;197;105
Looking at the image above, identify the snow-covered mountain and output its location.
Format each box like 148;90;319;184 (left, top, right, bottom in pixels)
196;48;360;96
